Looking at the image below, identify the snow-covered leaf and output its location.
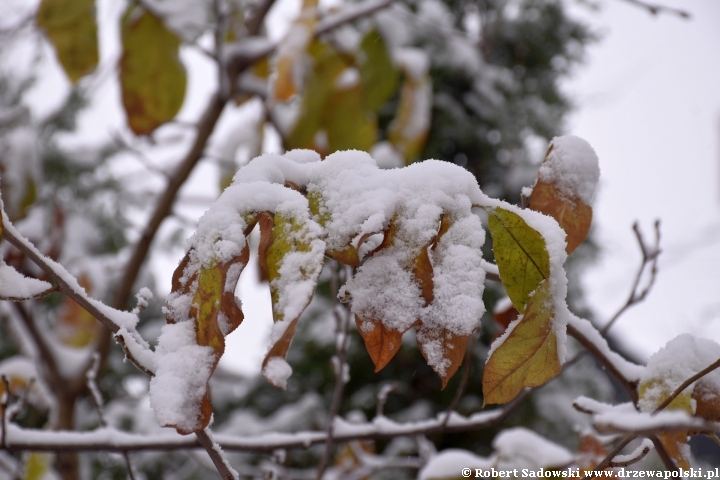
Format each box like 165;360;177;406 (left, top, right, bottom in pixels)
120;6;186;135
528;137;599;254
36;0;98;83
486;206;549;313
483;279;560;405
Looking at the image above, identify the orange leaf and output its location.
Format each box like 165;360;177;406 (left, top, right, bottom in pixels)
355;316;406;372
416;326;471;389
528;179;592;254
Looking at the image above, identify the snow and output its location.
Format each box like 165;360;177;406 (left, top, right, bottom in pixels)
493;427;573;470
262;357;293;389
419;449;493;480
145;0;210;42
149;322;216;433
638;333;720;413
0;261;52;300
573;396;706;434
538;135;600;205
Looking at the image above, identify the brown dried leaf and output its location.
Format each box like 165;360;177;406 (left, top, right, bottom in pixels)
692;381;720;423
528;179;592;254
55;274;100;348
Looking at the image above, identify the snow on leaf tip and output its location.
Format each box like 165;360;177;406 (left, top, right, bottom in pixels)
482;279;560;405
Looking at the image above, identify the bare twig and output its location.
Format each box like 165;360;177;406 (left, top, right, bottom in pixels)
317;277;352;479
607;439;652;468
0;284;59;302
602;221;661;334
86;352;107;428
566;323;639;404
1;375;9;449
582;435;636;478
244;0;277;36
618;0;691;18
376;382;399;417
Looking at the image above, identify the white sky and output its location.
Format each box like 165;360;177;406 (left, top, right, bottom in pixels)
565;0;720;360
2;0;719;373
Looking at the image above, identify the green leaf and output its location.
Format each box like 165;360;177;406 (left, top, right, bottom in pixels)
359;28;399;112
482;279;561;405
286;41;349;151
120;7;187;135
487;207;549;313
325;82;377;153
36;0;98;83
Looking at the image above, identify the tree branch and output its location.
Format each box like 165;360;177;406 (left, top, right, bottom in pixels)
617;0;691;18
602;221;661;334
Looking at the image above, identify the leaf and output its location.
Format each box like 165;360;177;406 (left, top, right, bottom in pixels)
486;207;549;313
638;379;693;469
693;381;720;422
358;28;399;112
36;0;98;83
23;452;51;480
120;6;187;135
388;76;432;163
324;80;377;153
55;274;100;347
285;41;351;151
273;0;318;101
260;212;324;386
528;179;592;254
482;279;561;405
165;245;248;433
355;316;404;372
417;326;471;389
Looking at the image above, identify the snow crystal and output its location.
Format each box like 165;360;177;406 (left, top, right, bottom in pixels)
638;333;720;413
149;322;215;432
262;357;292;389
538;135;600;205
0;261;52;300
493;427;573;470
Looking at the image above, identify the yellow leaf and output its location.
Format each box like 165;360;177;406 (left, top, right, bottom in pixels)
359;28;399;112
55;274;100;348
24;452;50;480
120;6;187;135
273;0;318;101
638;379;693;469
325;81;377;153
528;178;592;254
36;0;98;83
260;211;324;384
388;76;432;163
486;207;549;313
482;280;561;405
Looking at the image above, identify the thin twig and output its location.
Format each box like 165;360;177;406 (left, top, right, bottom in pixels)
1;375;9;449
86;352;106;428
317;274;352;479
582;435;636;478
123;452;138;480
244;0;277;36
195;428;238;480
618;0;691;18
602;221;661;334
375;382;399;418
0;284;59;302
607;439;652;468
6;378;34;422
